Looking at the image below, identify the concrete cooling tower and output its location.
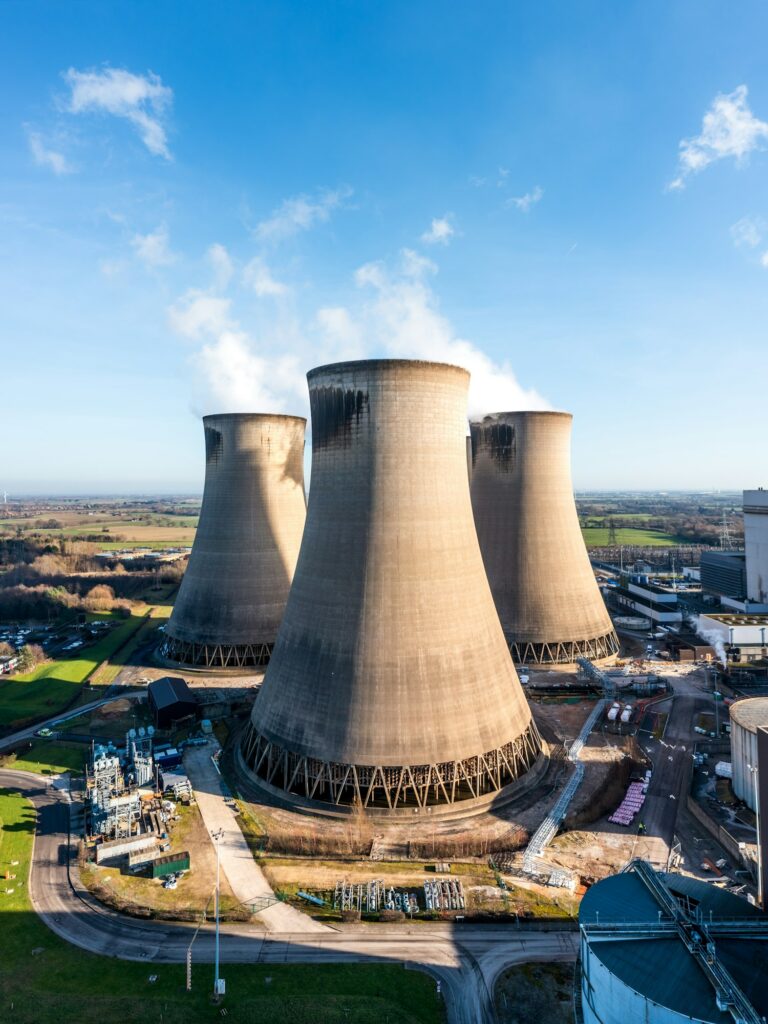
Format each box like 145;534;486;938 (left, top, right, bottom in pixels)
470;411;619;665
160;413;307;670
241;359;541;813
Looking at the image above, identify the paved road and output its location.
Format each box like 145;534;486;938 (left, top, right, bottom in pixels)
0;693;145;754
0;767;578;1024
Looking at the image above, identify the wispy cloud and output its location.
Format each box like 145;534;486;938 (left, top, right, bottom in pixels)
253;186;352;242
669;85;768;191
130;224;175;267
63;66;173;159
168;291;234;340
506;185;544;212
207;243;234;290
421;215;455;246
26;128;72;175
242;256;289;297
730;216;763;248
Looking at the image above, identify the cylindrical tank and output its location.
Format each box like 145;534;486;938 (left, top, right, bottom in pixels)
469;411;619;665
161;413;307;669
242;359;541;813
730;697;768;810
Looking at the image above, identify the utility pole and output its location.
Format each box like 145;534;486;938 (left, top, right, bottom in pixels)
212;828;224;1000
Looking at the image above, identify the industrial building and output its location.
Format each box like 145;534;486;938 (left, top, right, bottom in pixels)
698;613;768;664
469;411;619;664
147;676;197;729
242;359;541;813
161;413;307;669
745;489;768;607
730;697;768;811
700;551;748;603
610;576;684;626
580;860;768;1024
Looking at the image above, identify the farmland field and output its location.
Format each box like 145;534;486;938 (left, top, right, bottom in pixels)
580;527;686;547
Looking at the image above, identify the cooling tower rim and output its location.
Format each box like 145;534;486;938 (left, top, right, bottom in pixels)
470;409;572;424
202;412;307;425
307;357;470;381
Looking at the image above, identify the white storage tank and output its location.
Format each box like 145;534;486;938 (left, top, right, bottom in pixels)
730;696;768;810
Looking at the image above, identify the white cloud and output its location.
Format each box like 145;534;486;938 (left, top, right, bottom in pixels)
316;306;364;360
207;243;234;290
130;224;175;268
354;249;550;417
761;251;768;269
168;290;234;340
506;186;544;212
26;128;72;174
730;216;763;248
195;331;303;413
254;186;352;242
669;85;768;190
242;256;289;297
99;259;126;277
64;66;173;159
421;215;455;246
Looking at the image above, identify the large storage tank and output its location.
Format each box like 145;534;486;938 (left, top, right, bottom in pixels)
469;411;619;665
730;697;768;810
161;413;307;669
241;359;542;813
580;864;768;1024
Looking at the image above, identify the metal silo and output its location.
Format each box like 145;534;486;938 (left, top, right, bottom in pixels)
241;359;541;812
161;413;307;669
470;411;619;665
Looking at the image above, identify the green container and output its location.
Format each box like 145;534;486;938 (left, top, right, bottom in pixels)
150;851;190;878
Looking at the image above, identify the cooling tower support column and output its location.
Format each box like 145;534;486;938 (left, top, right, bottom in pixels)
160;413;307;670
470;411;619;666
242;359;541;813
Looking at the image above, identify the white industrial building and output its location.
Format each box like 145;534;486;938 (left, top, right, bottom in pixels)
744;488;768;608
730;697;768;811
610;578;683;626
698;612;768;663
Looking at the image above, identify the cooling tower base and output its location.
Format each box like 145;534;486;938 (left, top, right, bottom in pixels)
239;720;542;816
159;635;273;670
509;629;620;666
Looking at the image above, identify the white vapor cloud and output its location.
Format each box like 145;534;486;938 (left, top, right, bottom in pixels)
254;186;352;242
421;215;455;246
26;128;72;174
669;85;768;190
242;256;289;297
131;224;175;268
64;66;173;159
506;186;544;212
207;244;234;290
731;216;763;248
316;306;364;360
353;249;549;416
168;290;234;340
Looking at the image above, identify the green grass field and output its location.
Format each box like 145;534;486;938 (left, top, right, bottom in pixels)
581;527;685;547
0;741;84;776
0;789;444;1024
0;610;147;729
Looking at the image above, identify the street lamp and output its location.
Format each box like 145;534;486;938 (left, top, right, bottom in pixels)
211;828;225;999
747;764;763;909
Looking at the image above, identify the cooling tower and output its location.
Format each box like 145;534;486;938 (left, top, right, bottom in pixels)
470;411;619;665
161;413;307;669
241;360;541;812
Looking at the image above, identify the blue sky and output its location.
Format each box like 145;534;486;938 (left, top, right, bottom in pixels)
2;1;768;493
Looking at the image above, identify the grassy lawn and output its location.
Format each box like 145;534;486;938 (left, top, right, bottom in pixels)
0;610;147;729
581;527;685;547
0;789;444;1024
0;741;85;776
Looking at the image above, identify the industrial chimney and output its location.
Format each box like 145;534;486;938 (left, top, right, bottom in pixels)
241;360;541;812
161;413;307;669
470;411;619;665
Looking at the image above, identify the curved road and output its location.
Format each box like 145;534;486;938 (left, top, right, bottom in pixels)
0;768;577;1024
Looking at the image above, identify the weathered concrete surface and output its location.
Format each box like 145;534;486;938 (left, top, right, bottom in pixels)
165;413;306;649
470;412;618;663
249;360;538;783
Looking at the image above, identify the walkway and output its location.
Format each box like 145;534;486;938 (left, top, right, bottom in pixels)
182;741;329;933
